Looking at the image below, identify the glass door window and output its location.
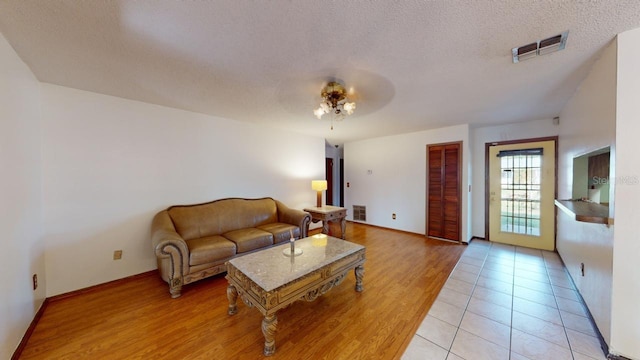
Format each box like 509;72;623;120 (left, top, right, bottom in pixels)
499;149;542;236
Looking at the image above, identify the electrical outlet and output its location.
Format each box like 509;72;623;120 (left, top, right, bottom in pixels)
392;213;396;220
113;250;123;260
32;274;38;290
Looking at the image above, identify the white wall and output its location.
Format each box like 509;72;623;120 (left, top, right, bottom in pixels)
40;84;325;296
611;28;640;360
470;118;559;238
0;33;45;358
344;124;471;242
557;40;617;345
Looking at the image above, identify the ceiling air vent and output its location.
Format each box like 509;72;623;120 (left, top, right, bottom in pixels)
515;42;538;63
512;31;569;63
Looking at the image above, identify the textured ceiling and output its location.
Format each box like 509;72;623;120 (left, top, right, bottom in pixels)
1;1;640;144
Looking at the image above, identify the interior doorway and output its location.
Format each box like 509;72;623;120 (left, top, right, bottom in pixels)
325;157;334;206
339;159;344;207
486;138;557;250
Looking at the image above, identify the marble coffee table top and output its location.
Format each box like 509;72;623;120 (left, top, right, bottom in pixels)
227;234;365;292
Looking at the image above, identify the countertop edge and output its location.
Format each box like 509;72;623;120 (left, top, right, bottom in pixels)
554;199;614;225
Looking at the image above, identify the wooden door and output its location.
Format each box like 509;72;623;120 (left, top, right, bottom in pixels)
427;142;461;242
325;158;334;206
339;159;344;207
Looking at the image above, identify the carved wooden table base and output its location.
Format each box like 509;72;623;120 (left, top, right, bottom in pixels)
303;206;347;239
225;236;365;356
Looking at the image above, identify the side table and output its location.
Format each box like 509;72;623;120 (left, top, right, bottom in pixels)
303;206;347;239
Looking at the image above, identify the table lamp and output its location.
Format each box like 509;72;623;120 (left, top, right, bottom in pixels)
311;180;327;207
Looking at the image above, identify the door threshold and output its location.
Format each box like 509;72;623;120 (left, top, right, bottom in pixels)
427;236;461;244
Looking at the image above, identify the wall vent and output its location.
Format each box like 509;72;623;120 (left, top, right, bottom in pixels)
353;205;366;222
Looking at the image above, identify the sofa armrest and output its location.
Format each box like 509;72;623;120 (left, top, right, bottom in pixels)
151;210;190;279
275;200;311;238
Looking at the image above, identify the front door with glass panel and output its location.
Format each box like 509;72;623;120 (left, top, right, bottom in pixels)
488;140;556;251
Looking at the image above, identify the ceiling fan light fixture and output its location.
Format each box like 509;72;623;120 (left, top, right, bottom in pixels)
313;81;356;128
343;101;356;115
313;107;325;119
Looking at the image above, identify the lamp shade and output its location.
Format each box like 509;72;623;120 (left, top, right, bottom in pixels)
311;180;327;191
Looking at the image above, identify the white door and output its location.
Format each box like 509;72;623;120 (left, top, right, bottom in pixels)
488;140;556;251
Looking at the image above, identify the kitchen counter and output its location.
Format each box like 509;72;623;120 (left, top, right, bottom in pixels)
554;199;614;225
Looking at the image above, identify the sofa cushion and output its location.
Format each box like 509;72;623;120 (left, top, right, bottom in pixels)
167;198;278;240
185;235;237;266
223;228;273;253
257;223;301;244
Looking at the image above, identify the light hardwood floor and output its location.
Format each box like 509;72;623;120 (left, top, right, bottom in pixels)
18;223;465;360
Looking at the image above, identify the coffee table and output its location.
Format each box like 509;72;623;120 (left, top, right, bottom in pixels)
225;234;365;356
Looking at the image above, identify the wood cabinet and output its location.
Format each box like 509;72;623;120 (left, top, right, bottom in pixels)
427;142;461;242
588;152;610;182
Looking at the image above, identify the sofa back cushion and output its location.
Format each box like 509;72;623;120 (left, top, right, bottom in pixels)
167;198;278;240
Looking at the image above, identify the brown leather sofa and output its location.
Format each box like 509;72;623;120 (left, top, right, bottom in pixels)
151;197;311;298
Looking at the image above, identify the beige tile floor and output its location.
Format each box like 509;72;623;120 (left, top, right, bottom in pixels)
402;239;607;360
